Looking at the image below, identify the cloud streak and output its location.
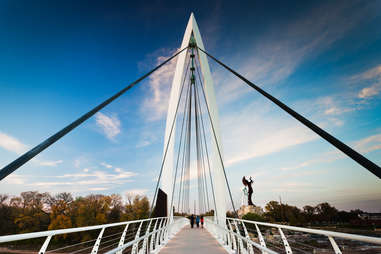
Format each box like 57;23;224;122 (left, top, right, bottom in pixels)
352;65;381;99
95;112;121;141
0;131;63;167
142;48;178;121
0;132;28;154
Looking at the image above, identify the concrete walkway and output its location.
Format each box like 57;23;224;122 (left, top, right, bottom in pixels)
159;226;228;254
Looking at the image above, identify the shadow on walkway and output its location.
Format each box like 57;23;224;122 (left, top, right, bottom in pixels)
159;225;227;254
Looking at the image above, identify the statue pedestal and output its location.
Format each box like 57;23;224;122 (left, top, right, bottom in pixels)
237;205;264;218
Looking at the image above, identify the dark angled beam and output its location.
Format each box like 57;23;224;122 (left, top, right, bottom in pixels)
0;47;188;181
198;47;381;179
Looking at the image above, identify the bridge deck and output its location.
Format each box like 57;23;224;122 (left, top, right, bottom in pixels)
159;225;228;254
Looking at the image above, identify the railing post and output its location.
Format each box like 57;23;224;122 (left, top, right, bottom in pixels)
131;221;143;254
278;228;292;254
150;218;159;252
116;224;129;254
225;220;232;249
328;236;342;254
155;218;164;249
142;219;153;253
233;220;245;253
255;223;267;254
160;218;168;243
39;235;52;254
241;221;254;254
91;227;105;254
227;220;237;251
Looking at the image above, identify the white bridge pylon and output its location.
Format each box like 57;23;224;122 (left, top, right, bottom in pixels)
161;13;227;226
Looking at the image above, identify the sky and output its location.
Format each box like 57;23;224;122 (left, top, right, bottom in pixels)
0;0;380;212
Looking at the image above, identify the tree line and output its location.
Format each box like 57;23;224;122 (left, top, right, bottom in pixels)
240;201;368;226
0;191;371;238
0;191;149;237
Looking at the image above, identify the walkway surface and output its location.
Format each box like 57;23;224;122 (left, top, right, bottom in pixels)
159;225;228;254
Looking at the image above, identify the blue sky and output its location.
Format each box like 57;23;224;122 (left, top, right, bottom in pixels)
0;0;380;212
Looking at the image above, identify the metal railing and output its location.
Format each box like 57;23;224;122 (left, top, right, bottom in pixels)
204;217;381;254
0;216;188;254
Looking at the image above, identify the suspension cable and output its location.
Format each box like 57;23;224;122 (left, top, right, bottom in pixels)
194;82;211;213
149;51;191;217
197;46;381;179
168;73;192;218
194;80;210;214
0;47;188;181
193;67;218;221
194;49;239;217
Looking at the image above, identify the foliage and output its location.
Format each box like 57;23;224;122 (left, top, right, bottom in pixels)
0;191;150;241
242;212;266;222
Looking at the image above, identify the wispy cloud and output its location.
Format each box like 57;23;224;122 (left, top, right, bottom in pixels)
220;100;317;167
95;112;121;141
101;162;113;168
37;160;63;167
351;65;381;99
16;168;138;194
140;48;178;121
0;132;28;154
0;131;63;167
125;189;148;196
280;132;381;171
215;1;376;106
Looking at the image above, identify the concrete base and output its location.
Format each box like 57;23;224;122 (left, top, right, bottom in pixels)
237;205;264;218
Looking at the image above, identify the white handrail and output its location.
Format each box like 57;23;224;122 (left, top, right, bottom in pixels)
105;217;188;254
229;217;381;245
0;217;165;243
205;218;278;254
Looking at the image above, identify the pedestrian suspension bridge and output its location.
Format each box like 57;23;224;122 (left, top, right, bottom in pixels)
0;14;380;254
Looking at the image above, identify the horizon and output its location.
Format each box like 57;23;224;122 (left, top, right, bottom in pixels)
0;1;380;213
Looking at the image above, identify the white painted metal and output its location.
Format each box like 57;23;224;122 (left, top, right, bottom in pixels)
38;235;51;254
155;218;164;249
106;217;188;254
278;228;292;254
192;13;227;226
328;236;342;254
161;13;226;224
255;223;268;254
233;219;245;253
161;15;192;220
91;227;105;254
241;221;254;254
205;218;278;254
131;221;143;254
116;224;129;254
150;219;159;251
141;219;153;253
226;218;381;253
160;218;168;243
231;218;381;245
0;218;158;243
227;219;237;251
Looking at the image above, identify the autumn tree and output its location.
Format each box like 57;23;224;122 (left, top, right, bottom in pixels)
14;191;51;233
48;193;74;235
122;194;149;221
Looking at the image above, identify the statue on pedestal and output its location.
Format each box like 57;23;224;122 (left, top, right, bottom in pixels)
242;176;254;206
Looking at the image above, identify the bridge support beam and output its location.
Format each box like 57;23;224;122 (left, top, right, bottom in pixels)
161;13;227;225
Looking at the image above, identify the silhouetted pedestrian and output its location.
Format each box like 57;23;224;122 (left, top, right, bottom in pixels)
201;215;204;228
190;214;195;228
196;215;200;228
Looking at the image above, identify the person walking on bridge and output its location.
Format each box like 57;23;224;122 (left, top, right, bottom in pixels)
196;215;200;228
190;214;195;228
